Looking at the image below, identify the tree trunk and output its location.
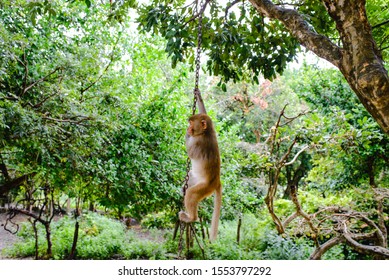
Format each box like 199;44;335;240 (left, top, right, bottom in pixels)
67;198;71;214
89;201;95;212
32;220;39;260
236;214;242;244
44;222;52;258
68;221;80;260
248;0;389;134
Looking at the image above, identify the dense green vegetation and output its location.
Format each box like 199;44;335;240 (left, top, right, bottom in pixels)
0;1;388;260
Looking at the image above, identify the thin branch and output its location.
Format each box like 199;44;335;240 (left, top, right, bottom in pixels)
282;212;298;229
268;104;288;153
8;208;49;226
225;0;243;19
279;138;297;166
16;50;29;96
280;110;310;127
185;0;212;25
284;145;309;166
21;67;61;96
32;91;60;109
353;212;386;247
43;116;92;125
378;33;389;50
372;19;389;29
80;36;121;95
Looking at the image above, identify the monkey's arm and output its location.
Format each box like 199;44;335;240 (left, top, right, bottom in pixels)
195;89;207;115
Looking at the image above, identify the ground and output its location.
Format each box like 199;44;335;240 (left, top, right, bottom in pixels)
0;212;23;259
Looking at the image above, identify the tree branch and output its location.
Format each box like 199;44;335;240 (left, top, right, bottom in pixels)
21;67;61;97
8;208;49;226
80;36;120;95
289;185;319;246
279;138;296;167
284;145;309;166
341;221;389;259
310;236;343;260
43;116;92;125
225;0;242;19
372;19;389;29
32;91;59;109
0;173;37;196
248;0;342;67
282;211;298;229
185;0;212;25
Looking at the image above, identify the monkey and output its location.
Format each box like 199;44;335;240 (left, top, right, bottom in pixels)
179;113;222;241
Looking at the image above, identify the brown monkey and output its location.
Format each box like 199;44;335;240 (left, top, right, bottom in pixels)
179;113;222;241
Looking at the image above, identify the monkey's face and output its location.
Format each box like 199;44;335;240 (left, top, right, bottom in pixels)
187;120;195;136
187;120;198;136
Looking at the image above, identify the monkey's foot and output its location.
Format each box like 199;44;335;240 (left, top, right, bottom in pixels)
179;211;195;223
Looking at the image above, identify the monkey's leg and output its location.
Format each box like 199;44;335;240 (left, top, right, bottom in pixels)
179;182;213;223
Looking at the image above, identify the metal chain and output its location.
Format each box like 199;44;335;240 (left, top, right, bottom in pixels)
183;0;205;195
194;0;204;90
178;1;206;259
192;0;204;115
177;221;186;257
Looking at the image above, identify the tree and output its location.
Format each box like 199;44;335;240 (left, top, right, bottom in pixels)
269;66;389;259
136;0;389;134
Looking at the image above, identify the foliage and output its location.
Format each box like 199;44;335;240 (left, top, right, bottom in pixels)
136;0;389;85
367;0;389;60
209;214;312;260
1;0;388;261
141;211;175;229
4;212;172;260
0;0;191;219
137;0;299;86
5;213;127;259
123;239;167;260
285;65;389;192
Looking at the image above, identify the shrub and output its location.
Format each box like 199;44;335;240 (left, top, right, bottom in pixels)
5;212;129;259
141;211;174;229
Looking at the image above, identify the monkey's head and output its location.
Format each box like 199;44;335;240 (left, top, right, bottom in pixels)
187;113;213;137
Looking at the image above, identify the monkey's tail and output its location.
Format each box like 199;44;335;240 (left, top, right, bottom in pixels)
210;185;222;241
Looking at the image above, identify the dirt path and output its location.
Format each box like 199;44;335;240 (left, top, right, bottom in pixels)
0;212;25;259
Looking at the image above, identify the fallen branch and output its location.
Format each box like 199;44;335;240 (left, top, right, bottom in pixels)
341;221;389;259
310;236;343;260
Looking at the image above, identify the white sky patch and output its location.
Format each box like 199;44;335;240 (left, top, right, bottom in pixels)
290;48;336;69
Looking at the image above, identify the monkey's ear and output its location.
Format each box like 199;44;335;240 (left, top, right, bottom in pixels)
201;120;207;130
